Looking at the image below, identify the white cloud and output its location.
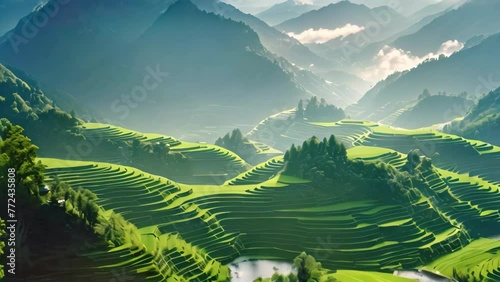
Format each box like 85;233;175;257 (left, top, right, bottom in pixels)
287;24;365;44
361;40;464;82
294;0;314;4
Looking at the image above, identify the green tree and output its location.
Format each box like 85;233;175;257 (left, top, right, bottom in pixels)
0;119;44;206
293;252;322;282
296;100;304;120
419;89;431;100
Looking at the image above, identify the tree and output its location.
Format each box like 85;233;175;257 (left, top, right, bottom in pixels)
419;89;431;100
84;201;100;226
296;100;304;120
293;252;322;282
458;92;468;99
0;119;44;206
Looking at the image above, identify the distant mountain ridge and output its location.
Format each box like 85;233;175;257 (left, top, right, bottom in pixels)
0;0;313;141
444;88;500;146
0;0;43;36
353;32;500;121
256;0;318;26
393;0;500;56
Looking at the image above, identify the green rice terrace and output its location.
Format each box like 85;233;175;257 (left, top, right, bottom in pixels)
248;114;500;185
34;120;500;281
67;123;250;184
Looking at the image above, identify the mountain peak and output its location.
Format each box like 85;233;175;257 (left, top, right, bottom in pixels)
166;0;199;13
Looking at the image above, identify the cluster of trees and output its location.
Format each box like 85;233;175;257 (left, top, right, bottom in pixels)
254;252;335;282
215;129;256;159
418;89;474;100
0;118;45;208
49;181;142;248
295;97;345;122
127;138;189;174
401;149;434;174
444;88;500;146
215;129;249;153
49;182;100;227
0;120;144;277
284;135;416;202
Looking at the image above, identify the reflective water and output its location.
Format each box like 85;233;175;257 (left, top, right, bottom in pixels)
228;258;294;282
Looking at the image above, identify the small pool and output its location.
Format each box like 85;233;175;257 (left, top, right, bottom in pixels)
228;258;295;282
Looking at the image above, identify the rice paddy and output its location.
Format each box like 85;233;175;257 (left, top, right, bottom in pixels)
34;120;500;281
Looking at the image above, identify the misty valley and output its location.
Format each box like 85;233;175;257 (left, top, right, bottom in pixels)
0;0;499;281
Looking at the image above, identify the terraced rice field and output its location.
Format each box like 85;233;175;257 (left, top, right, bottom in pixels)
37;120;500;281
72;123;249;184
225;157;284;185
41;158;233;281
423;238;500;281
249;117;500;185
349;146;500;237
40;149;489;280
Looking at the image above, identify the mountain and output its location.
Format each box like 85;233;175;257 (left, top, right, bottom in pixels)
0;0;176;89
0;0;315;141
192;0;335;71
192;0;368;106
276;1;410;48
276;1;378;33
0;0;43;36
353;32;500;120
393;0;500;56
409;0;466;21
444;88;500;146
256;0;318;26
315;0;441;16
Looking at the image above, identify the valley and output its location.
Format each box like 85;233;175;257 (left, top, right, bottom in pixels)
0;0;499;281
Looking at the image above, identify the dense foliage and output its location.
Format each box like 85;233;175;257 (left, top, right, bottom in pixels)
0;63;82;157
48;182;142;248
295;97;345;122
215;128;259;161
215;129;249;152
0;118;45;208
0;120;143;277
284;135;417;202
444;88;500;145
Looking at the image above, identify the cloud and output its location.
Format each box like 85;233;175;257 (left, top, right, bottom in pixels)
287;24;365;44
361;40;464;82
294;0;314;4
